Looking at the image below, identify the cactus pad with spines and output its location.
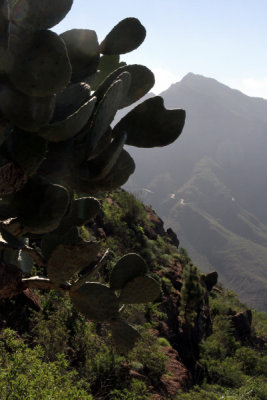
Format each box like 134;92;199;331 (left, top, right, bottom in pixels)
79;132;127;182
119;276;161;304
15;179;69;234
110;319;141;353
113;96;186;148
110;253;148;290
10;0;73;31
87;73;131;156
91;55;126;91
70;282;120;321
56;197;101;231
0;83;56;132
9;30;71;97
95;65;155;109
100;18;146;55
47;240;101;284
60;29;100;83
41;227;79;260
38;96;97;142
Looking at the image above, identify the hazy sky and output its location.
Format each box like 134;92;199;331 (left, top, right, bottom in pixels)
54;0;267;97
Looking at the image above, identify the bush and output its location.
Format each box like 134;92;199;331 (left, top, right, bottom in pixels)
109;379;149;400
0;329;92;399
207;357;244;388
129;330;167;386
71;318;124;391
157;337;171;347
176;384;221;399
29;294;72;361
235;346;267;376
200;315;240;361
251;310;267;336
116;191;148;225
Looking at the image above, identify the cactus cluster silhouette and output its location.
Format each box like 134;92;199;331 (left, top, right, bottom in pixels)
0;0;185;352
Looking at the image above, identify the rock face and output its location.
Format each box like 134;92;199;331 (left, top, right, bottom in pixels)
157;263;212;384
167;227;180;248
231;310;252;339
203;271;218;291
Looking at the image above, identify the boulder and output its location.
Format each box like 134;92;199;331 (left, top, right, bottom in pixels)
203;271;218;291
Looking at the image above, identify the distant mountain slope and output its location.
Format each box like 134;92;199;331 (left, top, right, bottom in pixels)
124;73;267;311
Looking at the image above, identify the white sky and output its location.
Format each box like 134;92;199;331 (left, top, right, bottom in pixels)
54;0;267;98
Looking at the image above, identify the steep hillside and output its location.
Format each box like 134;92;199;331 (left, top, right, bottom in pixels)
124;73;267;311
0;191;266;399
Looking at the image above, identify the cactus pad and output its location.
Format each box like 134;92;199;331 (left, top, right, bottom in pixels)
50;82;91;122
87;73;131;156
10;0;73;31
58;197;101;231
119;276;161;304
110;253;148;290
113;96;186;148
9;30;71;97
15;179;69;234
47;240;101;284
91;55;126;90
95;65;155;109
70;282;119;321
38;96;97;142
79;132;126;182
0;83;56;132
111;319;141;353
72;149;135;194
60;29;100;83
100;18;146;55
41;227;79;260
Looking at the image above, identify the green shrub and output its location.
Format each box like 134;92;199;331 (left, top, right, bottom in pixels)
252;310;267;336
235;346;267;376
109;379;149;400
71;318;124;390
200;315;240;361
209;289;246;317
176;384;221;399
161;276;173;294
29;295;71;361
129;330;167;385
207;357;244;388
157;337;171;347
0;329;92;399
116;191;147;224
179;247;192;264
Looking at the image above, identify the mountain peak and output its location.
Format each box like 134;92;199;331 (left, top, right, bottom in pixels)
181;72;203;81
180;72;231;93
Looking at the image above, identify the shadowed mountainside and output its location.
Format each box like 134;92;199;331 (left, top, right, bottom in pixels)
123;73;267;311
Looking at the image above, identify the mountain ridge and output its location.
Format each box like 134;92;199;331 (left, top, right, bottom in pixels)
124;72;267;311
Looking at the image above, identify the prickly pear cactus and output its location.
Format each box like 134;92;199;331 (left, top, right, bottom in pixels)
0;0;186;352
